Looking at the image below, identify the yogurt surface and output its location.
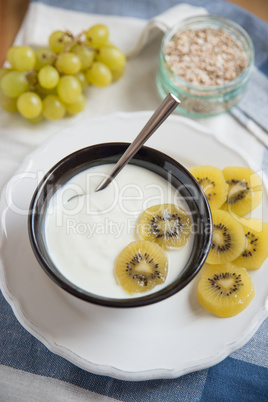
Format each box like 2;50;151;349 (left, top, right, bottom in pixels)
45;164;194;298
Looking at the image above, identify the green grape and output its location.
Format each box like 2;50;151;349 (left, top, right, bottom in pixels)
99;40;114;48
66;94;86;115
49;30;72;54
17;92;42;119
57;75;82;104
55;52;81;74
0;27;125;123
25;114;44;124
34;47;55;70
0;93;18;113
36;84;57;98
96;46;126;70
0;71;29;98
6;46;19;66
75;72;88;90
0;68;12;83
74;46;95;70
38;65;59;89
85;62;112;87
12;46;36;71
86;24;109;45
111;66;125;81
43;95;66;120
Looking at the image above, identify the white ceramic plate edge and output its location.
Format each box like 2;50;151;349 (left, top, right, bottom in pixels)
1;261;267;381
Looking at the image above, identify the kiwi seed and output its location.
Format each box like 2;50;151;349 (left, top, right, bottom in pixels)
150;213;183;239
115;240;168;294
242;232;258;257
139;204;191;249
125;252;161;285
206;210;245;264
211;223;231;252
196;176;216;201
232;219;268;270
197;263;255;317
221;166;262;216
226;179;250;204
208;272;243;296
189;165;228;210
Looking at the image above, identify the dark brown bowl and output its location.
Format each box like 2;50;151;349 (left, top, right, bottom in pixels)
28;143;212;308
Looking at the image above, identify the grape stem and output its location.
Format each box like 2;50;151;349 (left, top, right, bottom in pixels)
25;70;38;90
63;30;87;53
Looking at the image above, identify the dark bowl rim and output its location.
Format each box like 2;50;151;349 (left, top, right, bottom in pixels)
28;142;212;308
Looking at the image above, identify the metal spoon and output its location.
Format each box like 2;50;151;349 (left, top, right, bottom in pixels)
95;93;180;192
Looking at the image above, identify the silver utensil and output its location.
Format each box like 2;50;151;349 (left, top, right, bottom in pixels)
95;93;180;192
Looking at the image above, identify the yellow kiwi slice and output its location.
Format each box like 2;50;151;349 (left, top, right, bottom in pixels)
197;263;255;317
138;203;191;249
189;165;228;210
232;218;268;270
115;240;168;294
206;210;245;264
221;166;262;216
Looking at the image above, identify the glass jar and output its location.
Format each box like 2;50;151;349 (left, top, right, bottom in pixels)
157;15;254;118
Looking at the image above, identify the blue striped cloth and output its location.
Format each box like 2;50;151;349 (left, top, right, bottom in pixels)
1;1;268;401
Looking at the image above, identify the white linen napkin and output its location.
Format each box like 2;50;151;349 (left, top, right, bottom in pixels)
0;2;266;192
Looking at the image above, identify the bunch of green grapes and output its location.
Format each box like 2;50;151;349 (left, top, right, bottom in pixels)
0;24;126;122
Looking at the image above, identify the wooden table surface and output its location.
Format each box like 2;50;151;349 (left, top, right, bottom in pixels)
0;0;268;66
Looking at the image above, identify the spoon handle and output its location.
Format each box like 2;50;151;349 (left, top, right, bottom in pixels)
95;93;180;192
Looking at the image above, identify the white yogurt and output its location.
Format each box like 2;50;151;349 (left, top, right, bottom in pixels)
45;164;194;298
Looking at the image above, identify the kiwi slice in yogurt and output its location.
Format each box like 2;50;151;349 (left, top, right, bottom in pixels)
115;240;168;294
138;204;191;249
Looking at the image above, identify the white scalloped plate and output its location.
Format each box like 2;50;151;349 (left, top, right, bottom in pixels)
0;112;268;381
